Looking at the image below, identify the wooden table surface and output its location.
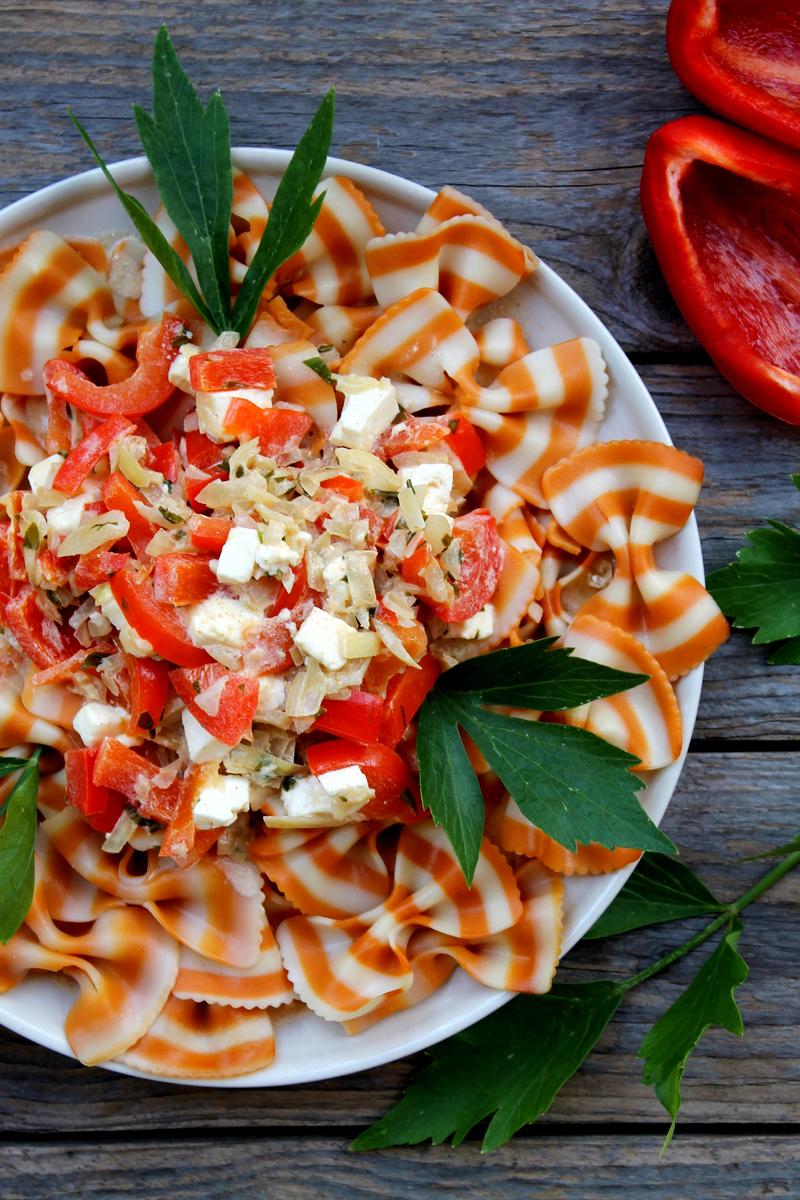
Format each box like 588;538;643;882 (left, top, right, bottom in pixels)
1;0;799;1195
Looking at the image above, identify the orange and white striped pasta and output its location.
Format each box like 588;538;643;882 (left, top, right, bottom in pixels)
476;318;531;368
542;441;729;678
277;176;385;305
270;339;339;431
304;303;382;356
276;821;522;1022
173;925;293;1010
487;795;643;877
366;214;535;319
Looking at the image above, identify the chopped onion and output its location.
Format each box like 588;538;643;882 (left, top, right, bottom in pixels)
374;618;422;668
197;475;270;508
284;659;328;718
335;448;399;493
102;810;138;854
115;442;163;488
343;629;381;659
398;478;425;532
345;551;377;608
58;511;129;557
224;744;298;784
424;512;454;555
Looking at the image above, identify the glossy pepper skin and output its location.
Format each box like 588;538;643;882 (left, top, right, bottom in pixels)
667;0;800;150
641;115;800;424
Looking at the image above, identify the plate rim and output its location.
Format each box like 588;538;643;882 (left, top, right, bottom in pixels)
0;149;704;1086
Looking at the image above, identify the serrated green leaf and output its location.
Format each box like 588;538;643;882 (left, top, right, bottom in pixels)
638;924;748;1150
134;26;232;330
584;853;723;940
437;637;648;711
69;110;217;328
707;522;800;648
417;691;486;884
231;89;334;337
351;981;624;1153
767;637;800;665
0;751;41;943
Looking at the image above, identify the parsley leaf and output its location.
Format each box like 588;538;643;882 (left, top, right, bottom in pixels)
707;521;800;663
0;751;41;943
638;925;748;1149
231;89;335;338
303;356;335;385
351;981;624;1153
418;641;674;883
584;852;724;940
134;26;233;331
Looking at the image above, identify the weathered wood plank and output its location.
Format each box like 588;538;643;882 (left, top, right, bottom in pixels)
0;0;702;355
0;752;795;1132
0;1134;797;1199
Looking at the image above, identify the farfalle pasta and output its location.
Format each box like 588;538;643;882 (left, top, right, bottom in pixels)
0;160;727;1079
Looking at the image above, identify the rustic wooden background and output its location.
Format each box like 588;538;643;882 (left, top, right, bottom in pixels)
1;0;799;1195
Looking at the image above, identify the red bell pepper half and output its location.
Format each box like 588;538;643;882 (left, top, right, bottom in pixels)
667;0;800;150
641;116;800;424
42;315;184;418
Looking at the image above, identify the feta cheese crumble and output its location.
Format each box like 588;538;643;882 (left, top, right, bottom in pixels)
448;603;496;640
73;702;130;747
182;709;232;763
293;606;353;671
192;774;251;829
396;462;453;516
330;374;399;449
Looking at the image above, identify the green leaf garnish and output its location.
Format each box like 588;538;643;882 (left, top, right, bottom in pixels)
351;981;624;1153
584;852;724;940
417;640;672;883
133;26;233;331
70;28;334;339
707;520;800;663
0;751;41;943
638;924;748;1150
231;89;334;338
303;356;335;385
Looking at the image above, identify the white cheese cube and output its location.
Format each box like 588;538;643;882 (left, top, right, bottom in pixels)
216;526;260;585
193;774;251;829
396;462;453;516
255;674;287;721
254;537;304;576
317;765;374;808
280;771;370;822
186;594;262;651
182;709;231;764
280;773;337;820
195;391;237;443
28;454;65;495
46;496;86;538
330;374;399;449
73;702;130;747
293;606;353;670
448;603;496;640
168;342;199;392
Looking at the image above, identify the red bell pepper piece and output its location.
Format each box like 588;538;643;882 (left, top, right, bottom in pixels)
189;347;276;393
159;763;221;866
184;430;226;471
92;737;182;824
45;393;73;455
306;738;415;822
72;548;131;592
667;0;800;151
268;562;312;617
185;469;227;512
319;474;365;502
430;509;503;622
153;553;217;606
127;655;171;733
146;440;180;482
641;116;800;424
312;690;384;743
51;415;134;496
379;410;486;476
42;315;184;417
31;642;112;688
379;653;441;747
4;587;81;669
109;563;211;668
65;747;126;832
223;399;312;456
188;515;233;554
101;471;158;559
170;662;259;746
401;537;435;590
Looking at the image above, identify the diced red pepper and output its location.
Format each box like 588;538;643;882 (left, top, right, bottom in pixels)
65;746;126;833
36;547;74;589
170;663;259;746
101;471;158;559
306;739;415;822
429;509;503;622
667;0;800;151
45;393;73;455
188;515;233;554
185;469;227;512
184;430;226;471
401;537;435;590
127;656;171;734
72;548;131;592
159;763;221;866
379;653;441;747
379;410;486;476
641;116;800;424
312;690;384;743
223;399;312;456
320;474;365;502
31;642;112;688
243;618;295;674
153;553;217;606
42;315;184;417
268;562;312;617
189;347;276;393
444;411;486;477
147;440;180;482
109;563;211;668
4;587;81;669
92;737;182;825
52;414;134;496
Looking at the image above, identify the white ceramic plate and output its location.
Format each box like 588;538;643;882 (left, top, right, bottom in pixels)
0;151;704;1086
